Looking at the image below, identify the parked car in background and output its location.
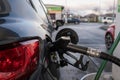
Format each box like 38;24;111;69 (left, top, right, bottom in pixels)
101;17;114;24
105;24;115;50
67;18;80;24
0;0;60;80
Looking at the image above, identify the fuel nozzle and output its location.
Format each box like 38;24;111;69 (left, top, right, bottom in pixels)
50;36;71;52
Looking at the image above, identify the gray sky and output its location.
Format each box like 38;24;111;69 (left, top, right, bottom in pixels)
42;0;117;15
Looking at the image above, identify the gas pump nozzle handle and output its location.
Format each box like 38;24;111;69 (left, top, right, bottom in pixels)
50;37;70;51
66;44;120;67
50;37;120;67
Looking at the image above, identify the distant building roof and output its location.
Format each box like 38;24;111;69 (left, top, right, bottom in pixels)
84;14;98;18
45;4;64;10
45;4;64;13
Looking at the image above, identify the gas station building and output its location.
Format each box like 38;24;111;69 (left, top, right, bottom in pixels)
45;4;64;21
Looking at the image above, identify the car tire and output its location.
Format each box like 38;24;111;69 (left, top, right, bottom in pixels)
104;22;108;24
105;33;114;50
55;28;79;44
74;21;79;24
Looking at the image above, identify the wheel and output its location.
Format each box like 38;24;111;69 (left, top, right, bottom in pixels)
104;22;108;24
55;28;79;44
74;21;79;24
105;33;114;50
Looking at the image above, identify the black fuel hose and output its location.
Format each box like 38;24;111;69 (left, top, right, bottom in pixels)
67;44;120;67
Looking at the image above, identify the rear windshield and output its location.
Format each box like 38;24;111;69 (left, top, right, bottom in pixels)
0;0;10;16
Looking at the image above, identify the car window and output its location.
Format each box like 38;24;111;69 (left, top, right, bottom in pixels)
39;0;48;14
103;17;106;19
0;0;10;16
39;0;52;23
107;18;112;20
68;18;72;20
29;0;49;23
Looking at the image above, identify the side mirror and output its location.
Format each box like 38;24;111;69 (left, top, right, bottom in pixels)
55;20;65;30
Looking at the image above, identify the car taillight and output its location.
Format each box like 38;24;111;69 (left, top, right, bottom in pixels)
0;39;39;80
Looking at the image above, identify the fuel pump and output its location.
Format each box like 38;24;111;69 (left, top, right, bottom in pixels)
112;0;120;79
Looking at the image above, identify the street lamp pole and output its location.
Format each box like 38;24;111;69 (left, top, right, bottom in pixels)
113;0;115;22
65;0;68;23
99;0;101;15
99;0;101;22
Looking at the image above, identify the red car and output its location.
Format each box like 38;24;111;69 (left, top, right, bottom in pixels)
105;24;115;50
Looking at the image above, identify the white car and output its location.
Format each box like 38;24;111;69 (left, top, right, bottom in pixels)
101;17;114;24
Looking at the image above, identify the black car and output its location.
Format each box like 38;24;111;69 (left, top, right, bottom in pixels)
0;0;60;80
67;18;80;24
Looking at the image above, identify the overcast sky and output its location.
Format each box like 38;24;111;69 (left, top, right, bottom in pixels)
42;0;117;16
